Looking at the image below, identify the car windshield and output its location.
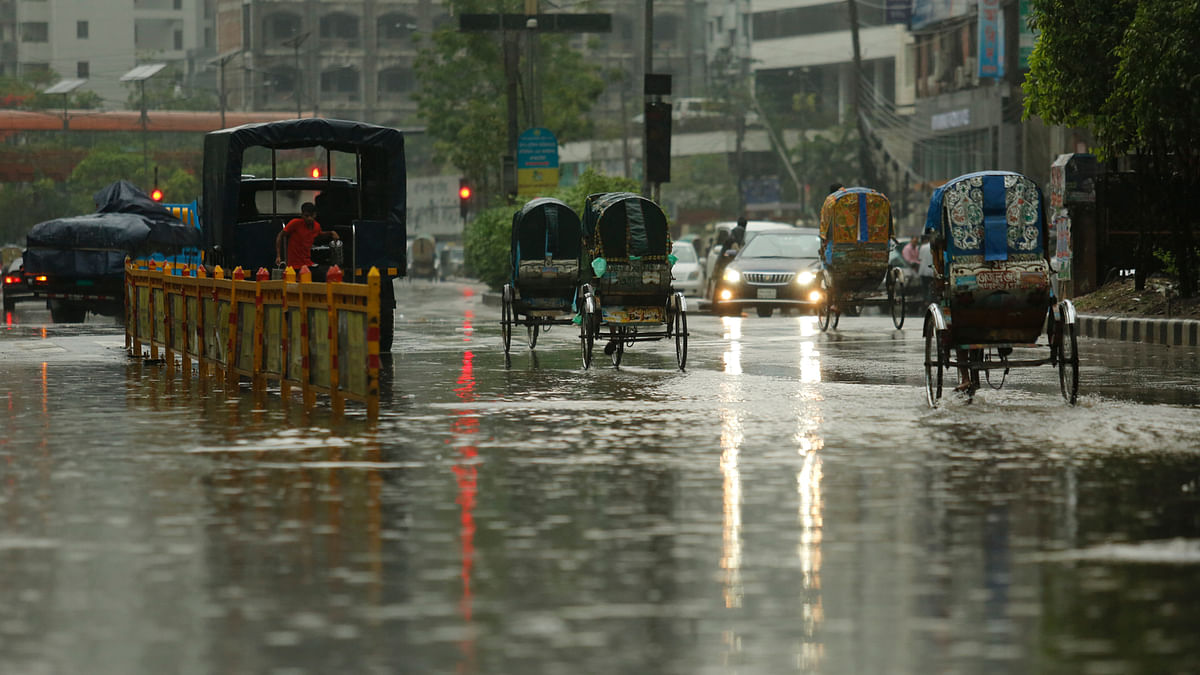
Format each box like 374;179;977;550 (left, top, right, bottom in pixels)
740;233;821;259
671;243;697;263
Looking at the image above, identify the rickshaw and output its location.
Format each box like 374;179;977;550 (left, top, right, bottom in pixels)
922;171;1080;405
577;192;688;370
409;235;438;280
499;198;583;356
816;187;905;330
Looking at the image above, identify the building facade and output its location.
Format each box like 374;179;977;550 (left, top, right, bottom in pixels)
1;0;215;108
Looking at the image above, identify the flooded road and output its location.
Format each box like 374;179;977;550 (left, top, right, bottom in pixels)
3;281;1200;674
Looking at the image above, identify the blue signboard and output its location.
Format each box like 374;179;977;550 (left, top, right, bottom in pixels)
978;0;1005;79
886;0;912;25
517;127;560;195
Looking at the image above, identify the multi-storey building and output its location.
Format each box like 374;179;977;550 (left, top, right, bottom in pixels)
0;0;215;108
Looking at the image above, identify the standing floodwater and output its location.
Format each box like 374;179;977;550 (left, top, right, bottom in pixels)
2;280;1200;674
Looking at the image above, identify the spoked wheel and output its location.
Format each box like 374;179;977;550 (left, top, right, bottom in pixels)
889;270;906;329
606;327;626;367
672;295;688;370
1057;310;1079;405
580;312;595;370
527;322;540;349
832;305;842;329
500;284;514;355
924;315;945;407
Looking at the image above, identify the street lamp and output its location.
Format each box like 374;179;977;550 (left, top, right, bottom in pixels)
281;31;310;119
207;48;243;128
42;78;86;135
119;63;167;186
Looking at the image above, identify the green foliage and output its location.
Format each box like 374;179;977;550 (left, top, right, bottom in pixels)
463;205;514;291
0;179;64;245
789;124;859;218
67;147;146;212
0;71;103;110
412;0;607;204
464;168;640;290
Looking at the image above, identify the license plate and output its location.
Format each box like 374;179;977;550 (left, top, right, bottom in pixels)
756;288;777;299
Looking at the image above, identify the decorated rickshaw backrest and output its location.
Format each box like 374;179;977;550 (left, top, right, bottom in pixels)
820;188;891;245
583;192;671;262
927;172;1044;263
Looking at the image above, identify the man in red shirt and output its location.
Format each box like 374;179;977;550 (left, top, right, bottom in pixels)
275;202;338;270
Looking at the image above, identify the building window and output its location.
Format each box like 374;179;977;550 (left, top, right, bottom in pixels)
20;22;49;43
77;21;89;39
320;12;359;40
377;13;416;42
77;61;89;78
174;30;183;50
377;67;415;96
174;0;182;9
321;67;359;96
264;12;302;43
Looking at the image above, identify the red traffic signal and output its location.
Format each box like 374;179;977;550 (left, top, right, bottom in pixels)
458;179;472;219
459;184;472;200
150;188;164;201
310;167;321;178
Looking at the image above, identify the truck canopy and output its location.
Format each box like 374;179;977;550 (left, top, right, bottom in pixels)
201;118;406;255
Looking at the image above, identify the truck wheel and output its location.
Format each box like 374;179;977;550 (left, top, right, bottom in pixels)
50;300;86;323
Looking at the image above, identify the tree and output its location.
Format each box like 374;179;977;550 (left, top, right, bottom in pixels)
1024;0;1200;295
412;0;607;206
0;71;102;110
789;124;860;220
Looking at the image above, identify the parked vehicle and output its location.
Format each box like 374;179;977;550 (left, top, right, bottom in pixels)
23;180;200;322
922;170;1079;405
500;198;584;357
816;187;906;330
670;241;705;297
710;230;824;317
409;235;438;280
200;118;407;349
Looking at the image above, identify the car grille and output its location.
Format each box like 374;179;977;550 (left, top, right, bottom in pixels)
744;272;794;284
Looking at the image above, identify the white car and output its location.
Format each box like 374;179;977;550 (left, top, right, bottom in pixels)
671;241;705;297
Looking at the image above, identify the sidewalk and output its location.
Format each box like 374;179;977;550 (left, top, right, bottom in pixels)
1076;313;1200;348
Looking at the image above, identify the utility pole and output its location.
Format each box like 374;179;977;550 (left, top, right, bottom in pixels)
641;0;654;199
282;32;310;119
847;0;876;187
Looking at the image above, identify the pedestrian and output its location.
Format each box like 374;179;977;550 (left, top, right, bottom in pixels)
918;235;935;305
902;236;920;273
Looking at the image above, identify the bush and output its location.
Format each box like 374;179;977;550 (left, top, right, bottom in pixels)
463;169;642;291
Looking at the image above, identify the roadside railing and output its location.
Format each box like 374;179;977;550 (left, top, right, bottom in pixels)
125;259;382;415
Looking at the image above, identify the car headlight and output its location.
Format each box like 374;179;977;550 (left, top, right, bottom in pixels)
723;268;741;283
795;270;816;285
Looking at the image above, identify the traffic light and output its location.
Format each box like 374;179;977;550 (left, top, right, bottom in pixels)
150;187;164;201
310;166;321;178
644;101;672;184
458;178;472;219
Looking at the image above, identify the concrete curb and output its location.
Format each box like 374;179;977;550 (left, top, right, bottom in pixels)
1077;314;1200;347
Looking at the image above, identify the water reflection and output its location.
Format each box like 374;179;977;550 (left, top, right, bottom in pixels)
718;318;745;667
794;351;825;671
451;307;479;672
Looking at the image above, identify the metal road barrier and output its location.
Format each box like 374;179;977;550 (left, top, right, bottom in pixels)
125;259;383;415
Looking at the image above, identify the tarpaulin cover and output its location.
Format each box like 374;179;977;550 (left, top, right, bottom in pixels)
24;180;200;278
201;118;406;254
511;197;582;265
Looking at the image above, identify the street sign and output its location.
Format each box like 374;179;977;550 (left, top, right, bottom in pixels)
517;127;559;195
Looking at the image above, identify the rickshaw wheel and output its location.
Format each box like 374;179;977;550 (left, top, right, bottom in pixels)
501;284;514;355
580;313;594;370
609;327;625;367
890;270;906;329
1057;312;1079;405
673;296;688;370
924;316;945;407
527;322;540;349
832;306;842;329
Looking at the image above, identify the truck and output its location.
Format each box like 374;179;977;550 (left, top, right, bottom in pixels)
23;180;201;322
200;118;407;350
